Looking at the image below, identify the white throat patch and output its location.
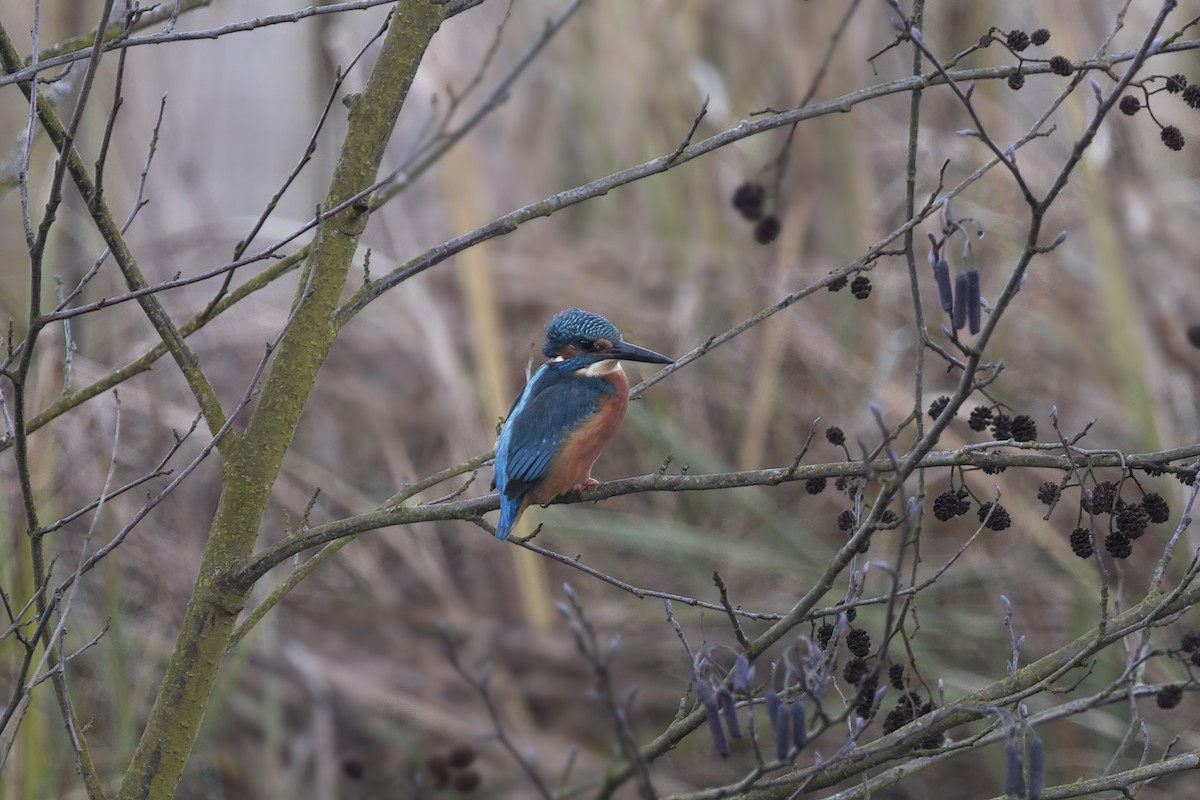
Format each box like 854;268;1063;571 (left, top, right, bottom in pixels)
581;359;623;377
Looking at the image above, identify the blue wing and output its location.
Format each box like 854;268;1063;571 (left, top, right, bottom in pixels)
496;366;614;501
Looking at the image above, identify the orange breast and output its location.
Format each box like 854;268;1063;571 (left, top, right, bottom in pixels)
528;367;630;503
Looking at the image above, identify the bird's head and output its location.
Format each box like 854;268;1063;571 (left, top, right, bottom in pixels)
542;307;673;368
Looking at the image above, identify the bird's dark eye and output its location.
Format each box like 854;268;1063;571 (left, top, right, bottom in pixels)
578;338;596;351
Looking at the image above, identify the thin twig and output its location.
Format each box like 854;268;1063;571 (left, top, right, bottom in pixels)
2;0;399;89
439;627;556;800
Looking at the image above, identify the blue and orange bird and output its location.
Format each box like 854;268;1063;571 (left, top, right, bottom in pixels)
491;308;674;541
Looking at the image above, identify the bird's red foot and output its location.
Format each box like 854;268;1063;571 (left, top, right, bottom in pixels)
576;478;600;494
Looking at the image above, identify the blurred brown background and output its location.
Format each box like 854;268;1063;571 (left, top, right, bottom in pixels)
1;1;1198;797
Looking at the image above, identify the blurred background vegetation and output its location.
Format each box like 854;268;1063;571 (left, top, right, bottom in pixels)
1;1;1198;797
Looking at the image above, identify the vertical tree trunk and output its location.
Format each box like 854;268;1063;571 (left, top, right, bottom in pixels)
116;4;448;798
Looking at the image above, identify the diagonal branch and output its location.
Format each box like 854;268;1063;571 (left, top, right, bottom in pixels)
331;36;1200;325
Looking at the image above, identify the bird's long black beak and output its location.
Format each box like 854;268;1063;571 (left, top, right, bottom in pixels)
605;340;674;365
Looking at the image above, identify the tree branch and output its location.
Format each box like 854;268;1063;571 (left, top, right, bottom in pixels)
236;443;1200;584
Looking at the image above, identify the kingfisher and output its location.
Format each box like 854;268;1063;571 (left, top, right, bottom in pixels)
491;308;674;541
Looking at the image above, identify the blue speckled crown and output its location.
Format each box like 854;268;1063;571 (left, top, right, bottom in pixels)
542;308;621;357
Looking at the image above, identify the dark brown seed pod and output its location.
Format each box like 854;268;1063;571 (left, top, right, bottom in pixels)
847;628;872;658
1156;684;1184;709
448;744;477;768
1162;125;1185;151
1119;95;1141;115
1069;527;1094;558
817;623;834;649
1006;30;1031;52
968;405;993;431
1142;493;1170;523
754;216;781;244
1049;55;1073;75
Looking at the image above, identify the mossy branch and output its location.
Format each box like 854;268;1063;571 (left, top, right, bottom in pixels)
113;3;450;799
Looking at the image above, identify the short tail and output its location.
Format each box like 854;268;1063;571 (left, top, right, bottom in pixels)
495;495;526;541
